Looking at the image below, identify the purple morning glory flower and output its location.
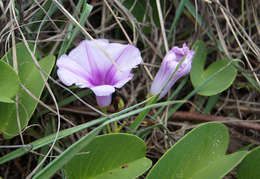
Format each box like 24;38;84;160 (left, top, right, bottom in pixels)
57;39;142;107
150;43;195;99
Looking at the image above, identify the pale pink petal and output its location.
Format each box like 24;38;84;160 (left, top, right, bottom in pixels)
68;40;112;85
57;55;92;88
68;41;91;75
90;85;115;96
84;40;114;73
105;45;142;85
107;44;142;70
113;73;134;88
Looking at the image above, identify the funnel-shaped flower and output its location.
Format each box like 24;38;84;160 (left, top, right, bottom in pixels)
57;39;142;107
150;43;194;99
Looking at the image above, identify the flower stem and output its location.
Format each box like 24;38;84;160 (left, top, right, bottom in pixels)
100;106;112;133
129;95;159;131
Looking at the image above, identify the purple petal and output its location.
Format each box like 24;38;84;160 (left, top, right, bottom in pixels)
113;73;134;88
96;95;112;107
91;85;115;107
150;60;179;98
108;44;142;70
150;43;195;99
172;43;189;56
105;45;142;85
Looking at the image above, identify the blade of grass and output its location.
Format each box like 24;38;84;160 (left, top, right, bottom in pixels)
0;99;183;165
196;96;207;112
203;94;220;114
184;0;214;41
32;100;185;178
58;2;93;57
30;0;61;31
33;127;100;179
37;89;91;117
129;95;158;131
0;117;107;165
168;0;189;41
136;123;168;139
152;76;188;120
240;69;260;93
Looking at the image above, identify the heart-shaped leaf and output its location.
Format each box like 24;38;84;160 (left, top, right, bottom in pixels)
237;146;260;179
190;41;237;96
0;42;55;138
64;133;152;179
0;60;20;102
146;122;247;179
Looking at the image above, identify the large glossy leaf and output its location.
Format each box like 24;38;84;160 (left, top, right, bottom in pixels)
0;60;20;103
64;133;152;179
190;41;237;96
146;122;247;179
237;146;260;179
0;42;55;138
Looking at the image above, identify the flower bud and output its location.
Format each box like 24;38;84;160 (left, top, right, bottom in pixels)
150;43;194;99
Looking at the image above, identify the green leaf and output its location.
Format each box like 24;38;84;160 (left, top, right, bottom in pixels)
190;41;237;96
64;133;152;179
0;60;20;101
146;122;247;179
237;146;260;179
0;42;55;138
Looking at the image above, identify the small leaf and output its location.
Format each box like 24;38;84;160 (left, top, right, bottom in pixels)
123;0;161;33
146;122;247;179
0;42;55;138
0;60;20;100
237;146;260;179
190;41;237;96
64;133;152;179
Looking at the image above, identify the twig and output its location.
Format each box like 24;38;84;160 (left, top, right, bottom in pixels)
171;111;260;131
